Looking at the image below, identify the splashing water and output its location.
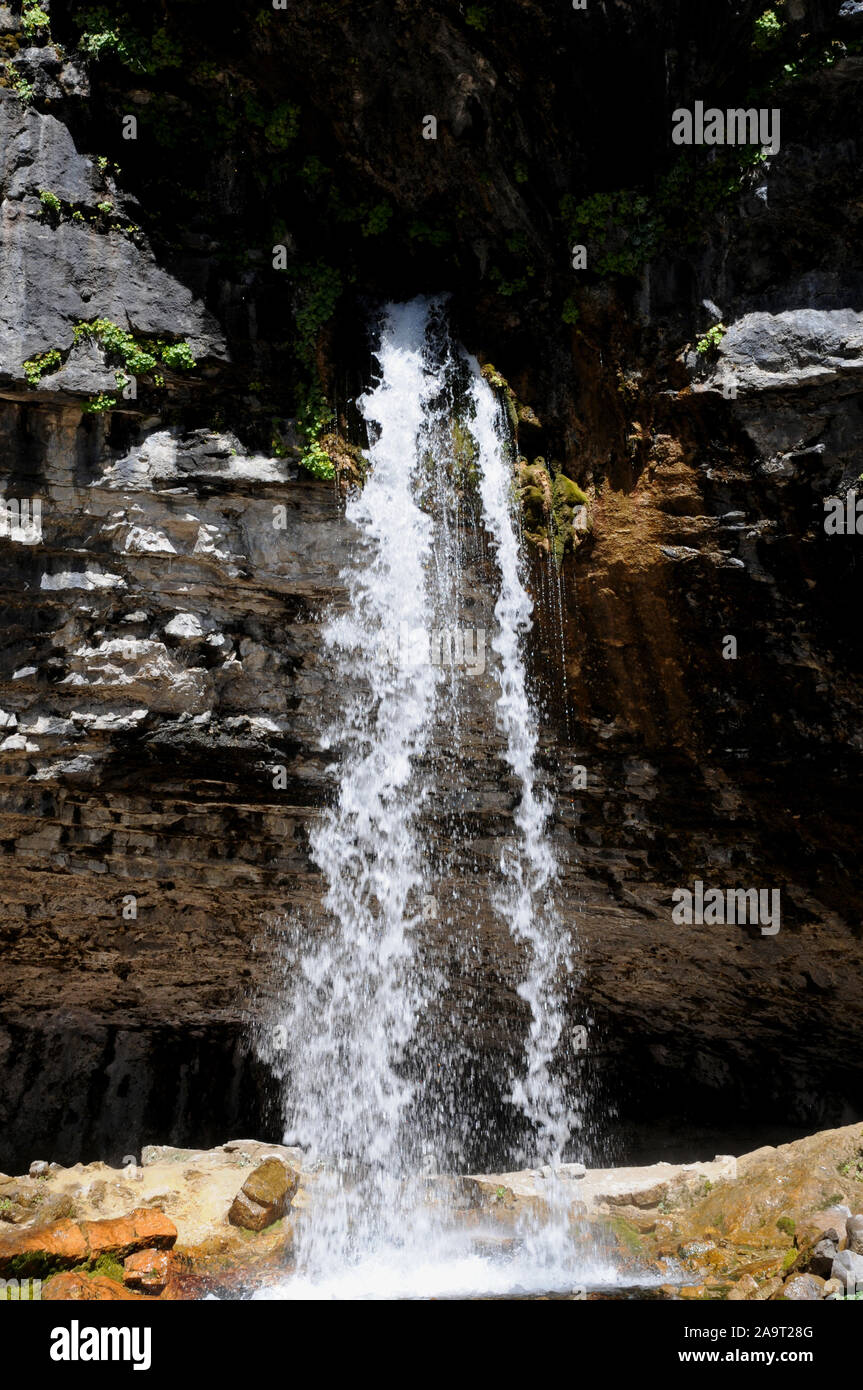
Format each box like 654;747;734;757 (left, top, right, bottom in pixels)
263;298;613;1298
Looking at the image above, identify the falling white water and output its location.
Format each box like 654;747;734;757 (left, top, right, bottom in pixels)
263;298;616;1299
468;374;573;1168
276;299;445;1279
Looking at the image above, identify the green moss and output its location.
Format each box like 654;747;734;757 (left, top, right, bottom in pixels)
553;474;589;507
776;1216;796;1238
609;1216;644;1255
550;470;590;566
465;6;490;30
818;1193;846;1210
4;1250;62;1280
82;1253;125;1282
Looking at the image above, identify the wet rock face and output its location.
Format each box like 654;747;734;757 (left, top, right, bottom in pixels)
0;2;862;1172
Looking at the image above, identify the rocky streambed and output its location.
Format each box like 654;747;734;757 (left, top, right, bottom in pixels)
2;1123;862;1301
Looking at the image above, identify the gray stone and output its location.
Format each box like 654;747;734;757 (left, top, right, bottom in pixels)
141;1145;207;1167
847;1214;863;1256
781;1274;825;1301
807;1233;839;1279
831;1248;863;1293
705;309;863;397
0;93;226;380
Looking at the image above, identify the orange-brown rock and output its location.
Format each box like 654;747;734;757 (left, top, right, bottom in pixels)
227;1159;298;1232
0;1218;87;1276
85;1209;177;1260
42;1272;151;1301
0;1207;176;1277
123;1248;170;1295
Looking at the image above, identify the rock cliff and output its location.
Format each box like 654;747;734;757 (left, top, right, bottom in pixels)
0;0;861;1171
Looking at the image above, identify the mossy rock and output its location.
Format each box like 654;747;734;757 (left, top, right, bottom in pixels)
552;473;589;507
608;1215;644;1255
516;403;542;431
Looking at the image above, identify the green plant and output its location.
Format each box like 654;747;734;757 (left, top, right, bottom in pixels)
561;189;660;277
77;8;182;73
81;392;117;413
407;219;451;248
753;9;784;52
264;102;299;150
361;201;393;237
294;262;342;367
96;200;113;215
73;319;196;375
22;348;61;385
696;323;727;355
39;188;62;219
776;1216;796;1237
160;341;196;371
465;5;490;30
837;1156;863;1181
489;267;529;297
296;386;336;481
21;1;51;36
561;295;580;325
3;63;34;103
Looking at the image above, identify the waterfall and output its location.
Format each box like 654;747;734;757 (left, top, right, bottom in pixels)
264;298;603;1298
468;374;574;1168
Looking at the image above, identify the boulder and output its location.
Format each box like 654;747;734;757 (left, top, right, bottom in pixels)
805;1231;840;1279
727;1273;759;1301
778;1274;825;1301
123;1248;170;1295
0;1207;176;1276
42;1272;149;1301
831;1248;863;1294
754;1277;784;1301
84;1209;177;1259
0;1217;86;1276
227;1158;298;1232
